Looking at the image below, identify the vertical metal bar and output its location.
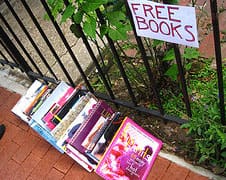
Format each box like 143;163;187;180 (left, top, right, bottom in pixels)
0;13;44;76
21;0;74;86
76;24;116;100
162;0;192;117
0;26;35;81
3;0;58;80
125;1;165;115
210;0;225;125
96;9;137;106
41;0;94;91
0;39;19;66
173;44;192;117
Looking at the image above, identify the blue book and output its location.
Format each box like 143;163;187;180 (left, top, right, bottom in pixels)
29;119;64;153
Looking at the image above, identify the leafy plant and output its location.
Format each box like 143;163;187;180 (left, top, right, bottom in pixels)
46;0;131;40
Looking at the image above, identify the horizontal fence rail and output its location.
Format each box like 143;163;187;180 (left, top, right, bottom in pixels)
0;0;225;125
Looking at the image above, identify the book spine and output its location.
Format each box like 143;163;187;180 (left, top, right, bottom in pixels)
51;93;94;141
42;87;75;130
24;85;49;116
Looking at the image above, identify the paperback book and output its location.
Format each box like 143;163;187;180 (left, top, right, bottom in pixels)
95;117;162;180
11;80;44;123
69;100;114;154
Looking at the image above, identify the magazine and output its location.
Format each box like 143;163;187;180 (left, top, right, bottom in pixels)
95;117;162;180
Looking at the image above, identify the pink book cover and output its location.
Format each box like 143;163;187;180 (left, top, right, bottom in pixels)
95;117;162;180
42;87;75;130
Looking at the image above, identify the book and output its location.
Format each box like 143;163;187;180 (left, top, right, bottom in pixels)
65;145;94;172
56;94;98;151
86;112;122;164
42;86;75;130
51;92;96;141
50;89;86;127
95;117;162;180
69;100;114;154
23;84;49;116
29;119;64;153
11;80;44;123
31;81;71;131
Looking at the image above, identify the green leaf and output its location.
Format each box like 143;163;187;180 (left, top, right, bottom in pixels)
83;16;96;39
221;142;226;150
183;47;200;60
61;4;75;24
70;24;82;38
108;26;128;40
73;10;84;24
107;11;126;26
221;151;226;158
152;40;164;48
164;64;178;81
163;48;175;61
82;0;108;13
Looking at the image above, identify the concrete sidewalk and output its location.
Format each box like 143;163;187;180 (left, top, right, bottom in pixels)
0;77;224;180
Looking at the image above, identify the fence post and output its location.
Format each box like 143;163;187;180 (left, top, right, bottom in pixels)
210;0;225;125
0;26;35;81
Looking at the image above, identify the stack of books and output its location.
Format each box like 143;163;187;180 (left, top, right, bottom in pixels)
12;80;162;179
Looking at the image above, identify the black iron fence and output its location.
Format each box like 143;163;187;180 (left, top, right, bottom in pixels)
0;0;225;125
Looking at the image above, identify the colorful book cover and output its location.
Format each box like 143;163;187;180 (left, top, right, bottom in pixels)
29;119;64;153
86;112;122;164
11;80;43;123
95;117;162;180
69;100;114;154
23;85;49;116
31;81;71;131
56;95;98;151
51;92;96;141
42;86;75;130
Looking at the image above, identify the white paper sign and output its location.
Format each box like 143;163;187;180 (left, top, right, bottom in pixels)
127;0;199;47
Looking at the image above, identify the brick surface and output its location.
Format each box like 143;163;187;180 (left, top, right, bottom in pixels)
63;163;87;180
161;162;190;180
186;171;209;180
148;156;171;180
29;147;61;179
32;138;51;158
12;133;40;164
0;159;20;180
54;154;74;174
46;168;65;180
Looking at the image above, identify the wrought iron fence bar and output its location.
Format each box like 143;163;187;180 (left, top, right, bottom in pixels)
3;0;58;80
94;92;187;124
96;9;138;106
0;37;20;67
0;47;13;67
210;0;225;125
0;26;34;81
125;1;165;115
27;71;59;84
40;0;93;91
173;44;192;117
0;13;43;76
0;59;19;68
76;24;115;100
21;0;75;86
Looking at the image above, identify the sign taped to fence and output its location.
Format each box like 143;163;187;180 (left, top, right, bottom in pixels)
127;0;199;47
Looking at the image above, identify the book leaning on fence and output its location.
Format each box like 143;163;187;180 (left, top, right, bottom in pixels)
12;80;163;176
